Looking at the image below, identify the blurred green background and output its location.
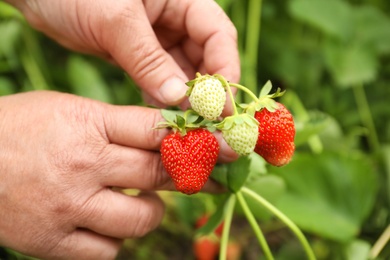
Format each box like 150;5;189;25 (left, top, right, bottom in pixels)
0;0;389;259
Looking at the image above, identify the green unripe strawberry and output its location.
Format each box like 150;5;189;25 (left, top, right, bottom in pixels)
186;75;226;121
219;114;258;156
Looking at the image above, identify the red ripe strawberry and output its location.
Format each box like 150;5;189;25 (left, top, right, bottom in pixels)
193;236;220;260
160;128;219;195
254;102;295;167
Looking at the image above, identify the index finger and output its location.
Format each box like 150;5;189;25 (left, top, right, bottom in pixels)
102;105;238;162
185;0;240;82
104;105;168;151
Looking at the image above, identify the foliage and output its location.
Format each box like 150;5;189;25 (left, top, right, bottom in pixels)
0;0;389;259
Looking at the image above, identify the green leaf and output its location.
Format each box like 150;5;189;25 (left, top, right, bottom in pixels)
289;0;353;40
0;2;23;18
67;55;112;103
344;239;371;260
160;109;182;123
176;114;186;129
352;5;390;55
382;145;390;205
0;77;15;96
294;111;330;146
185;78;196;87
272;151;378;242
259;80;272;98
323;40;378;87
226;156;251;192
247;153;267;178
210;164;228;187
196;195;229;236
0;20;22;56
238;174;286;220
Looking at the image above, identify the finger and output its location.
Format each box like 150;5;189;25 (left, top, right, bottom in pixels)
182;39;203;70
99;144;172;190
167;46;196;80
104;105;168;150
78;190;164;239
60;229;122;260
102;105;238;163
185;0;241;82
100;2;188;106
100;144;227;193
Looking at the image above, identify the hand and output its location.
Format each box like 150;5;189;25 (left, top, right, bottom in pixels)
0;91;232;259
10;0;240;107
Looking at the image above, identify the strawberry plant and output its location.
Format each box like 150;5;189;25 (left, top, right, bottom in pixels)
156;73;319;260
1;0;388;259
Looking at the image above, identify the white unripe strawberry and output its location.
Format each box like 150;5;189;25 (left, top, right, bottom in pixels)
187;75;226;121
219;114;259;156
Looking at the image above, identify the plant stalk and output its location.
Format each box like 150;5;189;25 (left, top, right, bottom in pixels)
352;83;380;154
242;187;316;260
369;224;390;259
219;194;236;260
236;191;274;260
242;0;263;103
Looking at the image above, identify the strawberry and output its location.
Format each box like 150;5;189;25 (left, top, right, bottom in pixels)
187;74;226;121
193;235;220;260
193;215;224;260
219;114;259;156
160;128;219;195
254;102;295;166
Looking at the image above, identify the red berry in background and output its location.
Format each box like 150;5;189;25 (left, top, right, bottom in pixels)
195;215;224;237
254;102;295;167
226;240;242;260
193;236;220;260
160;128;219;195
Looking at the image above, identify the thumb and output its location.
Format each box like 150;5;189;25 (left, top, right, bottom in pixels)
101;4;188;106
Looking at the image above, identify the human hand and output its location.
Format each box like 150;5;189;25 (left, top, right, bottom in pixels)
0;91;233;259
8;0;240;107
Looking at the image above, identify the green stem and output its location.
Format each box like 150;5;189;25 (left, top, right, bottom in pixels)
242;0;263;103
219;194;236;260
242;187;316;260
214;74;239;115
352;83;380;154
21;25;50;90
229;82;260;103
369;224;390;259
236;191;274;260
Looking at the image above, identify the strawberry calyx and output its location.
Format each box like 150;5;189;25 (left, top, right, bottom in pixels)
215;113;259;156
185;72;226;96
237;81;285;116
155;109;210;136
215;113;258;132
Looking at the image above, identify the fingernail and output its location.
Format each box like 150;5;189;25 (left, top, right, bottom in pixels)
159;77;188;105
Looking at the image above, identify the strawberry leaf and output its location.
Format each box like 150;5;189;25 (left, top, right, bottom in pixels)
259;80;273;98
176;115;186;132
227;156;251;192
196;195;229;236
185;78;197;87
161;109;183;123
242;114;259;126
210;164;228;187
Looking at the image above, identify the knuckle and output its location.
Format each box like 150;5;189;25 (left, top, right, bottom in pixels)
132;199;164;237
132;46;169;81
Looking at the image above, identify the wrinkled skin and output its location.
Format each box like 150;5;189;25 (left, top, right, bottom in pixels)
11;0;240;106
0;91;234;259
1;0;240;259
